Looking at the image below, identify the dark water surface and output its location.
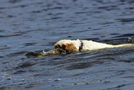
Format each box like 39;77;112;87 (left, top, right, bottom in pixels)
1;0;134;90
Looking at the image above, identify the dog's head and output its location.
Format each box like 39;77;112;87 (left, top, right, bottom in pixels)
54;40;81;54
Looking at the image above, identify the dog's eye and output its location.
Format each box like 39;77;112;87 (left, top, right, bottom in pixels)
62;45;66;49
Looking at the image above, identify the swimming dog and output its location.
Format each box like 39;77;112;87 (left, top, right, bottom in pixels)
41;39;134;56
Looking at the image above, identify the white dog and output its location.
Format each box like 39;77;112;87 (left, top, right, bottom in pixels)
42;39;134;55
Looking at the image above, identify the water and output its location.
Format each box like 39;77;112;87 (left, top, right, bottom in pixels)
0;0;134;90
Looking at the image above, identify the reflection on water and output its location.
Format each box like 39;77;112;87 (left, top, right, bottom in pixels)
1;0;134;90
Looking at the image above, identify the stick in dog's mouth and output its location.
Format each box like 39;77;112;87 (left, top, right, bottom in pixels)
37;49;64;57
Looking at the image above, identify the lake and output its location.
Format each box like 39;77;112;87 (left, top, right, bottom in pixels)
0;0;134;90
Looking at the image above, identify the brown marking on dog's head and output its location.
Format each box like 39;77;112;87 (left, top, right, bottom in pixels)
54;43;79;54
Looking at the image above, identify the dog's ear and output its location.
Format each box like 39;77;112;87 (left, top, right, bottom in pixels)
62;43;79;53
54;43;79;54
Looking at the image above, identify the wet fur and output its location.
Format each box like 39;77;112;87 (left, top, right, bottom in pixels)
54;39;134;54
